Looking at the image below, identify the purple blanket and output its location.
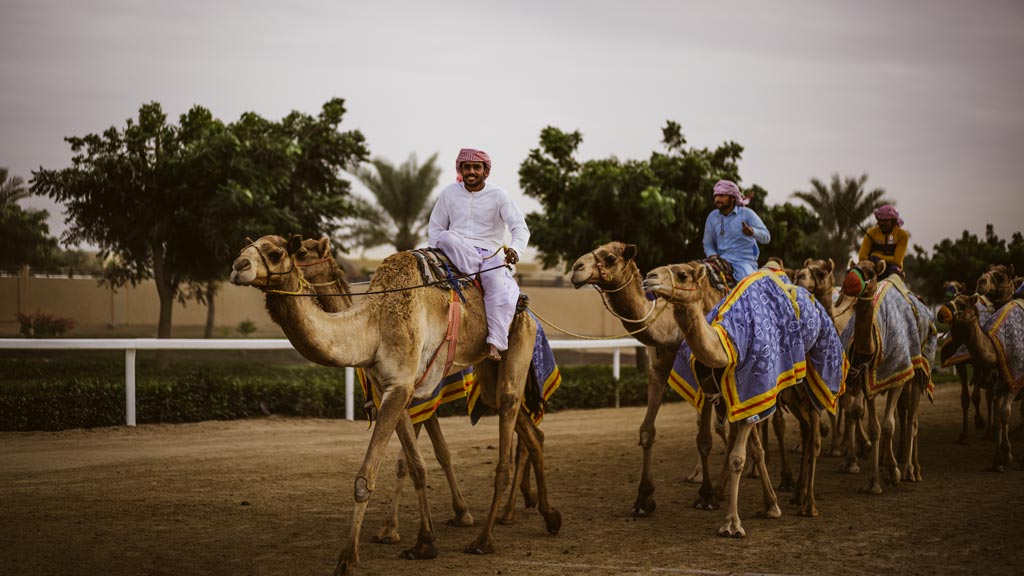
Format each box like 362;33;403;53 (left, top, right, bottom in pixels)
669;269;848;423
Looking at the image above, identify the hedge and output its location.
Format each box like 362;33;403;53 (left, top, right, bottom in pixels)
0;355;663;431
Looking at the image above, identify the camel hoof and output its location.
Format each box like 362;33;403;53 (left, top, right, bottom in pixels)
334;549;357;576
544;509;562;535
400;541;438;560
861;483;883;495
631;493;656;517
372;533;400;545
448;513;474;527
693;491;720;511
799;505;819;518
497;513;516;526
718;522;746;538
839;461;860;474
756;504;782;519
463;540;495;555
777;477;795;493
683;471;703;484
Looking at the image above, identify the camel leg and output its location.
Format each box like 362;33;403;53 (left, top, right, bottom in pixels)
715;416;738;503
840;392;862;474
394;412;438;561
421;415;474;527
956;364;970;443
515;410;561;534
335;385;415;576
498;435;529;525
719;420;755;538
971;371;986;430
799;405;822;517
991;390;1014;472
634;350;671;516
693;400;719;510
371;421;424;544
464;356;529;555
773;409;795;492
862;394;883;494
827;408;843;457
900;381;923;482
785;400;810;507
876;387;901;485
520;427;540;508
748;421;782;520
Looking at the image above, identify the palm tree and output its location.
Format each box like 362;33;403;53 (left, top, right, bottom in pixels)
792;173;891;278
1;167;29;210
342;153;443;252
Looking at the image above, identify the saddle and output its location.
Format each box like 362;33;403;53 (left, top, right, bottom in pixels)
703;257;736;292
409;248;476;292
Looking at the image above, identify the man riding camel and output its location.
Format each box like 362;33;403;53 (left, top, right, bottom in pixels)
858;204;908;281
428;148;530;361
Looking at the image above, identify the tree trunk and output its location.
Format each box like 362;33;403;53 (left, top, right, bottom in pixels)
203;281;218;339
151;244;174;370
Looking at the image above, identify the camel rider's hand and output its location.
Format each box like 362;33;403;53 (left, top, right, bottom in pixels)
504;247;519;265
742;222;754;236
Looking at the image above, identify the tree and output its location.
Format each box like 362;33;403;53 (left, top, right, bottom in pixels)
1;167;29;208
342;153;442;252
0;167;57;273
791;173;891;279
31;100;368;364
907;225;1024;303
519;121;751;273
758;198;823;269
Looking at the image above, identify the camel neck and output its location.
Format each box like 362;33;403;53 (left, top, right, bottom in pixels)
851;295;876;357
672;300;729;369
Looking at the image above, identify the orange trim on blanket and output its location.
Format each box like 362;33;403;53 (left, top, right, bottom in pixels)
668;369;704;410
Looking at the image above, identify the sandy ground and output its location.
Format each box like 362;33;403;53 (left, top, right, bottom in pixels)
2;383;1023;576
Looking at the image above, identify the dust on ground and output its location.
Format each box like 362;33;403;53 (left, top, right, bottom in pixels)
2;384;1022;576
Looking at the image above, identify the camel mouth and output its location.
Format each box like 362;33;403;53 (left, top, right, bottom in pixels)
230;268;257;286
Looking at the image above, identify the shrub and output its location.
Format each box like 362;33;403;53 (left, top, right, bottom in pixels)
15;312;76;338
236;319;258;337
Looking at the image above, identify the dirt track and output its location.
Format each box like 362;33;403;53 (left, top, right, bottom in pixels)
2;383;1023;576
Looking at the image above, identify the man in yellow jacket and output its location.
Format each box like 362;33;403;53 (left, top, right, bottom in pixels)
858;204;908;281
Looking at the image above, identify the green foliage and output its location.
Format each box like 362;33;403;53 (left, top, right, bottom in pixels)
907;225;1024;303
235;319;258;337
757;199;823;269
14;312;77;338
520;122;788;273
0;166;58;273
0;358;666;431
30;100;369;342
791;174;891;278
342;153;443;252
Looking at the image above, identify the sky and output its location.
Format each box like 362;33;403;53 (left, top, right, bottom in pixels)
2;0;1023;263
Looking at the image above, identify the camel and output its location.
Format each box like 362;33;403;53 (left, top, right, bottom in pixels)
937;280;993;443
840;261;936;493
945;293;1024;471
642;263;846;534
977;264;1017;310
230;235;560;576
570;242;726;513
294;237;477;543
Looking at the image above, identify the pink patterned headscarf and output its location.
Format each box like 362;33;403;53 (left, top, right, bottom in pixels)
873;204;904;226
455;148;491;182
712;180;750;206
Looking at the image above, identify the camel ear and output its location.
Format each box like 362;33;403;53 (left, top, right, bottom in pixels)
1009;264;1016;277
287;234;303;255
245;236;254;245
825;258;835;274
692;264;707;284
623;244;638;262
969;294;980;308
317;237;331;258
803;258;813;268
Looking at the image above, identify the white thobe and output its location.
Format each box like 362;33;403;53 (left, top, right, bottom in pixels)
428;182;530;351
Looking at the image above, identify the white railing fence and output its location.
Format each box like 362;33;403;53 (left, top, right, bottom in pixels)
0;338;639;426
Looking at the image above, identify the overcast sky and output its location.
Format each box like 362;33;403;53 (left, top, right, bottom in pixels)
2;0;1022;262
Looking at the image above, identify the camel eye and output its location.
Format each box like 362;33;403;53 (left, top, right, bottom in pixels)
268;249;283;263
676;271;688;282
298;248;308;257
603;254;616;265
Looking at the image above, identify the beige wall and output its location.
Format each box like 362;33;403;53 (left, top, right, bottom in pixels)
0;273;628;340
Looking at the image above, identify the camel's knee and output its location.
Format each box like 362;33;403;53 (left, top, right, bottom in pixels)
499;393;519;415
728;454;746;474
394;457;408;479
354;475;371;503
639;426;656;449
697;431;713;457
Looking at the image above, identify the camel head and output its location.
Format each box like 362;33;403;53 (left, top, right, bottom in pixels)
642;263;706;306
942;280;968;303
795;258;835;299
296;237;349;285
570;241;639;290
937;293;974;326
977;264;1015;302
841;260;880;299
230;234;303;288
